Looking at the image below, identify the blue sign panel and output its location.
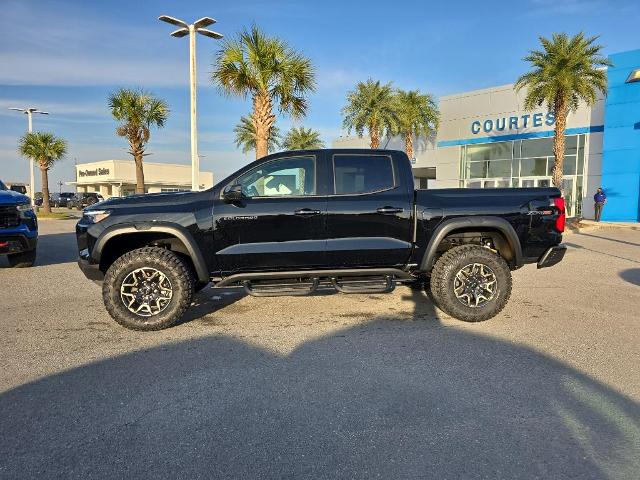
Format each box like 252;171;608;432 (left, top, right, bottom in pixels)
601;49;640;222
471;112;555;135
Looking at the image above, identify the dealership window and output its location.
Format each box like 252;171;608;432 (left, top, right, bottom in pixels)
461;134;585;216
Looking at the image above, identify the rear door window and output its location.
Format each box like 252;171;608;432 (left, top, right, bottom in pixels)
333;154;394;195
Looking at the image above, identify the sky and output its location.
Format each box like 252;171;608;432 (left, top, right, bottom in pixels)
1;0;639;191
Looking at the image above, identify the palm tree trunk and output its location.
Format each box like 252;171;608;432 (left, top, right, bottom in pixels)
370;123;380;149
40;163;51;214
134;153;145;194
253;92;276;159
552;100;568;191
405;132;414;160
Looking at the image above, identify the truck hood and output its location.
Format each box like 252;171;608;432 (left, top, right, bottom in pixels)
0;189;30;205
85;190;209;211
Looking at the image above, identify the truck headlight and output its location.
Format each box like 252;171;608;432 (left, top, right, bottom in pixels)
17;203;35;219
83;210;112;223
17;203;33;213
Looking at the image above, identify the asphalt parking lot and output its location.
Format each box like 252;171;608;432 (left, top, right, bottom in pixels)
1;219;639;479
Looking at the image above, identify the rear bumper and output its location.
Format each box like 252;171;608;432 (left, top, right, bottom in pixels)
78;248;104;283
537;244;567;269
0;233;37;255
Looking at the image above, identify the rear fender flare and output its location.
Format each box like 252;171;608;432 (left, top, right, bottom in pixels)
419;216;523;272
92;223;209;282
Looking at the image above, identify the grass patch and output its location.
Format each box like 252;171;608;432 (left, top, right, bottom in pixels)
36;212;74;219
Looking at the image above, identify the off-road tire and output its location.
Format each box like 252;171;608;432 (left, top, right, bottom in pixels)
430;245;511;322
7;249;36;268
103;247;194;331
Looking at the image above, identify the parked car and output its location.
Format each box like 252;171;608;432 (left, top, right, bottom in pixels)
76;149;566;331
5;183;28;195
68;192;104;210
0;179;37;267
51;192;76;208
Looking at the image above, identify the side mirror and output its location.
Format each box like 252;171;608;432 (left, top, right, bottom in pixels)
223;184;245;202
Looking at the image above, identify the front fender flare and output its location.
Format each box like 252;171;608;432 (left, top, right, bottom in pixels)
92;223;210;283
419;216;523;272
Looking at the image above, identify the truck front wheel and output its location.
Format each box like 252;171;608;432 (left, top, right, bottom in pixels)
430;245;511;322
7;249;36;268
102;247;194;331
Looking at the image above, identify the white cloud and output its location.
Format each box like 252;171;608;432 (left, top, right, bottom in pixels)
0;1;214;87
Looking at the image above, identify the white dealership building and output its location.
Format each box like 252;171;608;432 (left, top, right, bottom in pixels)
69;160;214;198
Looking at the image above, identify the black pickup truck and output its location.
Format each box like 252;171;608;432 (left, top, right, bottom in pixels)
76;149;566;330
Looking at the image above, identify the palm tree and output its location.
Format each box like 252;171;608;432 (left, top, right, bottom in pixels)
108;88;169;194
342;79;398;149
234;116;281;155
281;127;324;150
18;132;67;213
515;32;610;189
394;89;439;161
212;25;316;160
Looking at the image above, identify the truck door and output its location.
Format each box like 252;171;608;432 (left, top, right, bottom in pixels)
213;153;327;275
325;153;414;268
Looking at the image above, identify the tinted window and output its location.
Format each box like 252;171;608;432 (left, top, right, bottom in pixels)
235;155;315;197
0;180;6;191
333;155;394;195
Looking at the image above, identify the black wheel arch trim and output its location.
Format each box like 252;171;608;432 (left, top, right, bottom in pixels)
419;216;523;272
91;223;210;282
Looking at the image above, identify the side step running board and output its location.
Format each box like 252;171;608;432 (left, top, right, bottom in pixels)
242;278;319;297
215;268;413;288
331;275;395;294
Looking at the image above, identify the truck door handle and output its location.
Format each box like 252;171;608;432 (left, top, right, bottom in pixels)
376;206;404;214
294;208;321;216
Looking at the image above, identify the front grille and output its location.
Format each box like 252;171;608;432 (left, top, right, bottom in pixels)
0;206;20;229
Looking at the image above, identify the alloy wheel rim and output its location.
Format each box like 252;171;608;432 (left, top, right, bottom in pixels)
453;262;497;308
120;267;173;317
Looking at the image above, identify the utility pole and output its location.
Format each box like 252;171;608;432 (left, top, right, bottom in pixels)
8;107;50;205
158;15;223;191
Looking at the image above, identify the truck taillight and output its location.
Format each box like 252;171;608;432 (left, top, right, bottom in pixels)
553;197;565;232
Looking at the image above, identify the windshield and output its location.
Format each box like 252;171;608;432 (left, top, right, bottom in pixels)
0;180;7;191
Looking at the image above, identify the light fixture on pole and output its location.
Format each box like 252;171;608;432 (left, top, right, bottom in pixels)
158;15;223;191
8;107;50;205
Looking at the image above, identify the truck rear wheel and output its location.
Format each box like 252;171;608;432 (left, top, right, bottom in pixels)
102;247;194;331
7;249;36;268
430;245;511;322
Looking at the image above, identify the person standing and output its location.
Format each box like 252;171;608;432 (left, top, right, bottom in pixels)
593;187;607;222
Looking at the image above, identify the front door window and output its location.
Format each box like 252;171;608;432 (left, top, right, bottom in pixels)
235;155;315;198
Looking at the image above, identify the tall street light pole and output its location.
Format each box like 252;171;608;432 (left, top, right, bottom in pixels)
158;15;223;191
8;107;50;205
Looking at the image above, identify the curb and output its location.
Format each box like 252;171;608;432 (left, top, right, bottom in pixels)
564;222;640;235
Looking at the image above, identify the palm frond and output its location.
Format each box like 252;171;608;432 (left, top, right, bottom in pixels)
108;88;169;154
281;127;324;150
212;24;315;117
515;31;612;113
394;89;440;139
234;115;281;154
18;131;67;169
342;79;398;141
